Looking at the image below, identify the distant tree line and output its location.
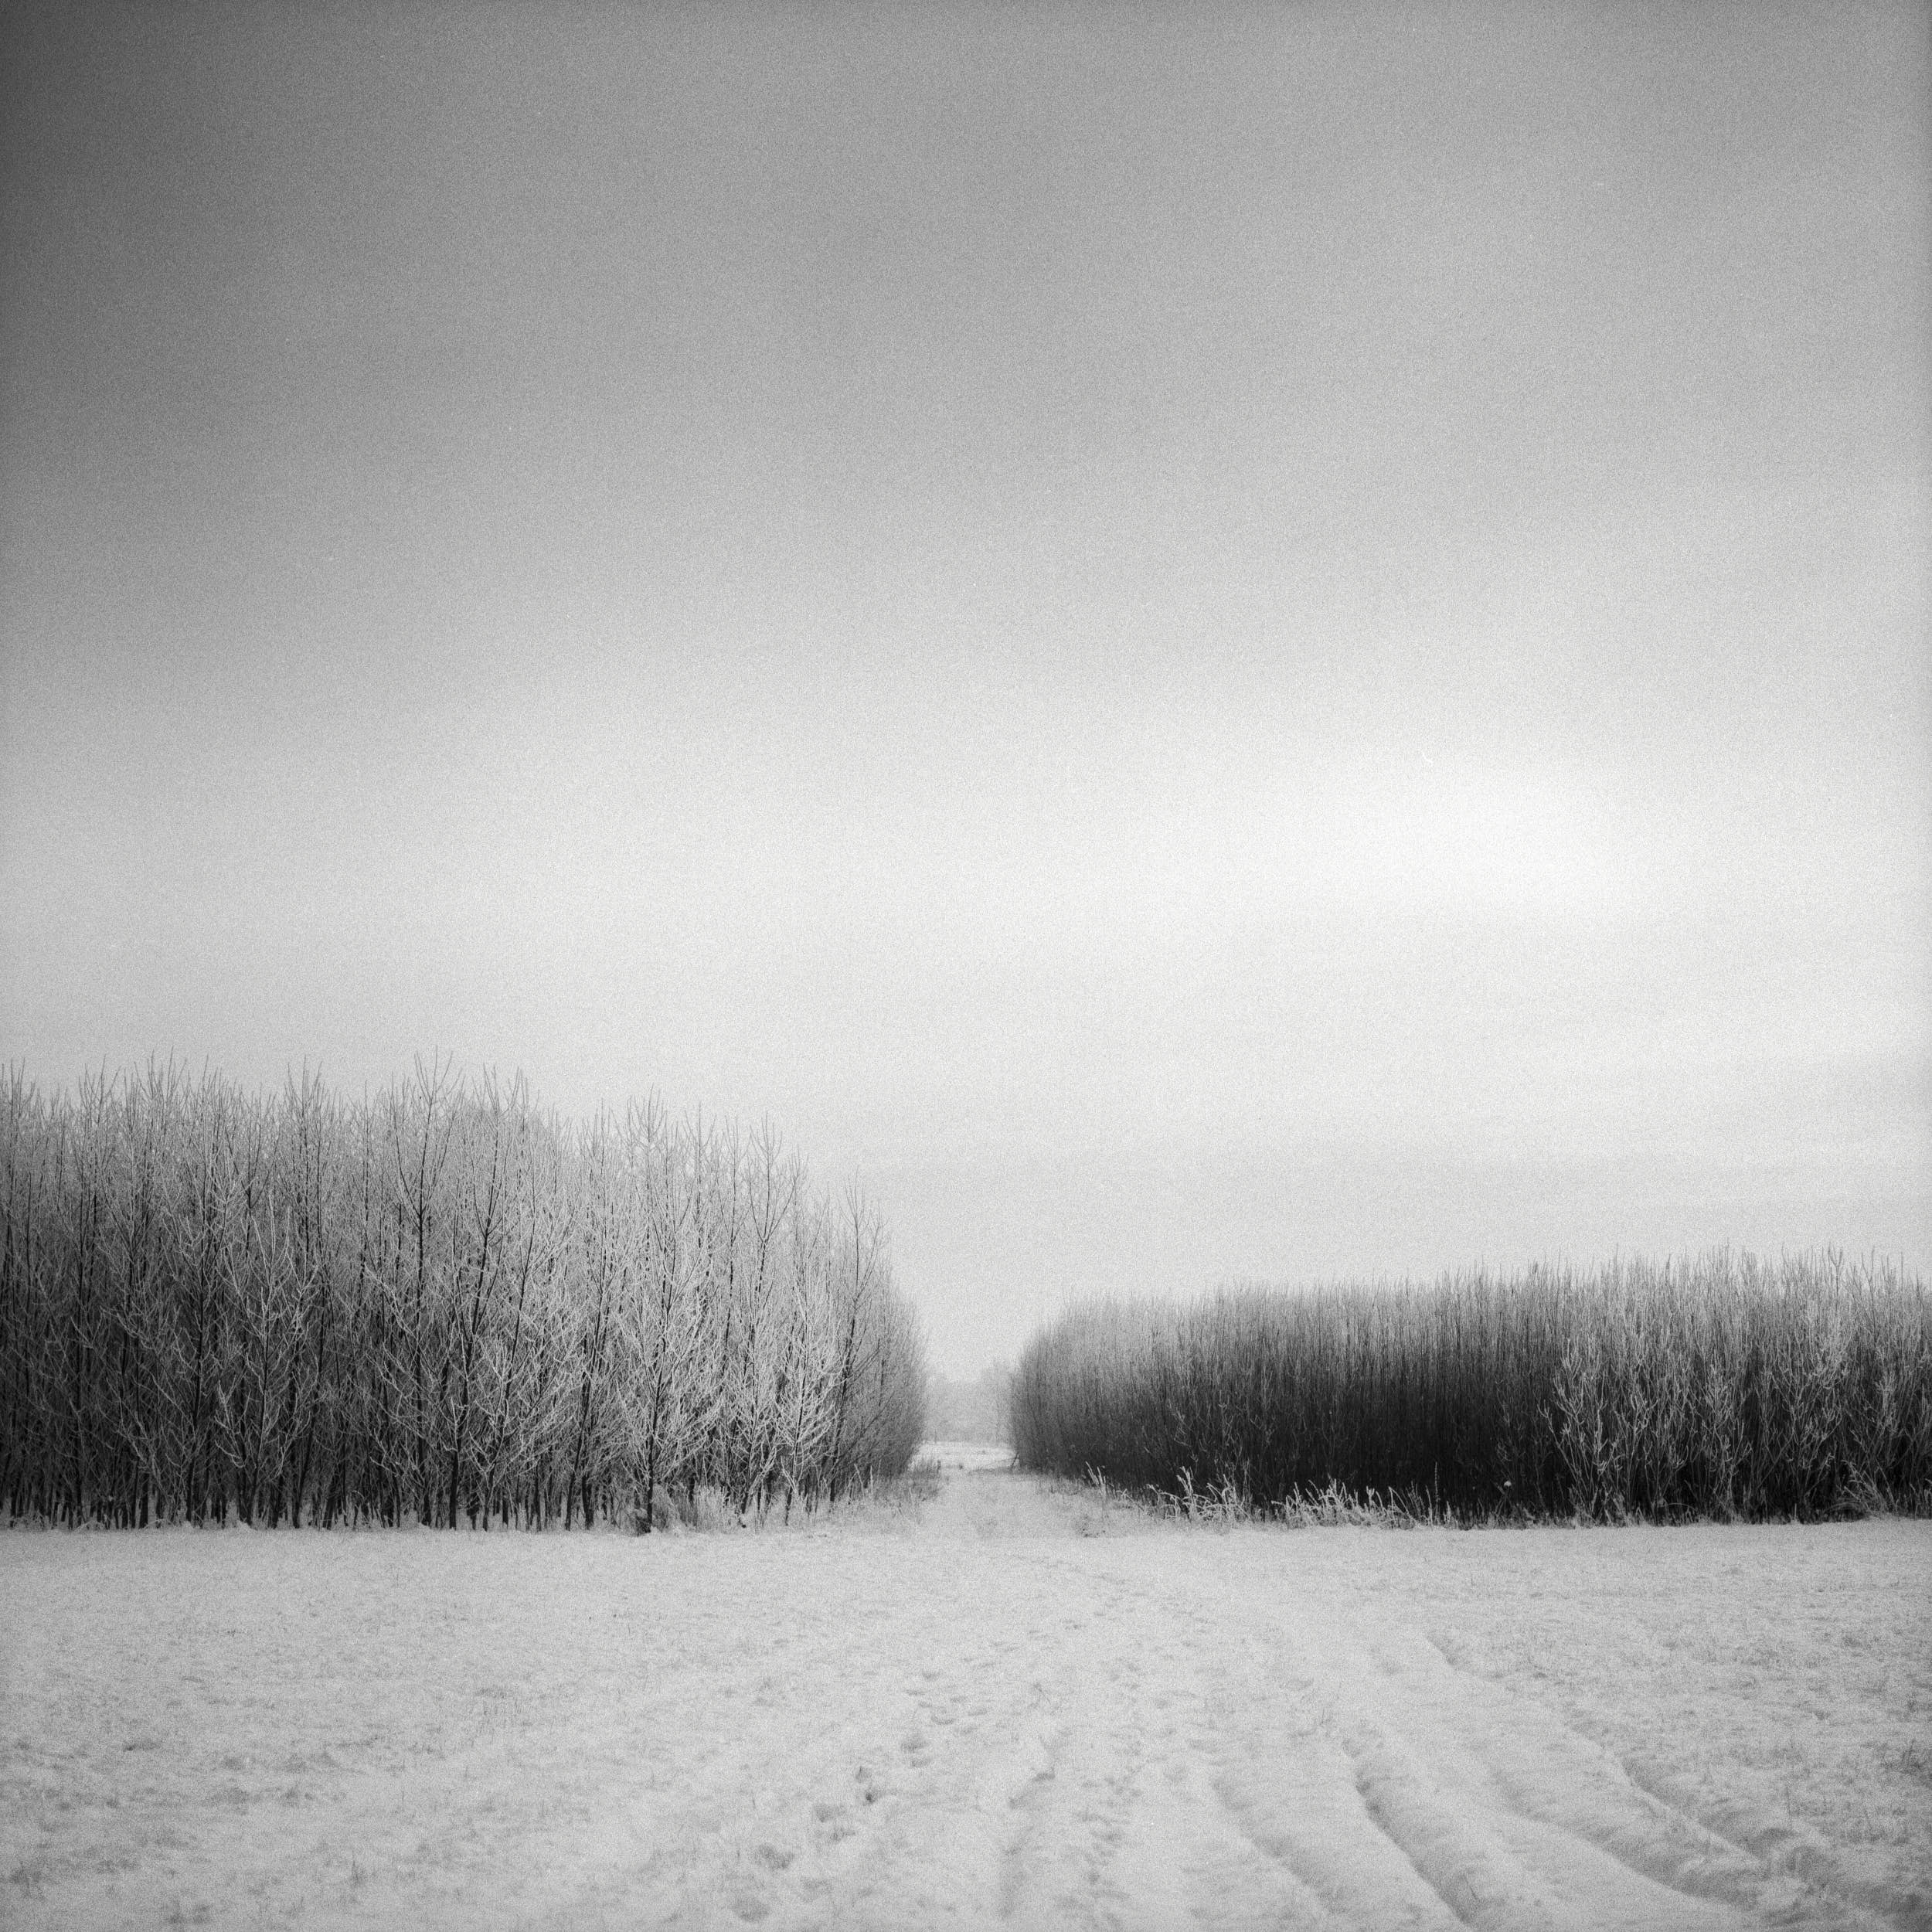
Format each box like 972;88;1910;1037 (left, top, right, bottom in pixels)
1012;1253;1932;1522
923;1363;1013;1444
0;1064;927;1528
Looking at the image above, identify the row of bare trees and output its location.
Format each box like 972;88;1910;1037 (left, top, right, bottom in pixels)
1012;1253;1932;1521
0;1063;927;1528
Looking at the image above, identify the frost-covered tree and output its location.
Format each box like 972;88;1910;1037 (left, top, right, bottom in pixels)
0;1065;928;1526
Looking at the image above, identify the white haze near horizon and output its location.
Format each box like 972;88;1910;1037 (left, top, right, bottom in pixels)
2;2;1927;1377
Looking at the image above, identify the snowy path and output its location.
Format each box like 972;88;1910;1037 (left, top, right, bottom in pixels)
4;1463;1929;1930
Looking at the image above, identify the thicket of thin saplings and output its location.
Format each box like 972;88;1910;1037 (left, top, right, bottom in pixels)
1011;1254;1932;1522
0;1063;927;1529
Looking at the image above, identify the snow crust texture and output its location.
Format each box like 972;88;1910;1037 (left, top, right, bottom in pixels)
3;1461;1928;1930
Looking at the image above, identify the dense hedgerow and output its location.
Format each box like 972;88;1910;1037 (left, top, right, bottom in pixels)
1011;1255;1932;1522
0;1063;927;1529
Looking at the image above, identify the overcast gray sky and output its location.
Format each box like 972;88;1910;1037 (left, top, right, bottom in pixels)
3;0;1927;1375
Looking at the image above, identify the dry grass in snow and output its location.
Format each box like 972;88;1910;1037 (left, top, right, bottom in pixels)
3;1461;1928;1930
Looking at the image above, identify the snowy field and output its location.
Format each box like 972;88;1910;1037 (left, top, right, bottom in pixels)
3;1460;1929;1931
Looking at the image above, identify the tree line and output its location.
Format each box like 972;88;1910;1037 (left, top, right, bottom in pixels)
1011;1253;1932;1522
0;1063;927;1529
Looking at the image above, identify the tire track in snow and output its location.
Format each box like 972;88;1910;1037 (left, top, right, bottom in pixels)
1200;1625;1486;1930
983;1560;1332;1931
1196;1606;1770;1931
1251;1614;1790;1930
1396;1627;1910;1930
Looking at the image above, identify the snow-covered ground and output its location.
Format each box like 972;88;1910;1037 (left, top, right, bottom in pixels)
920;1438;1017;1473
4;1463;1928;1930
